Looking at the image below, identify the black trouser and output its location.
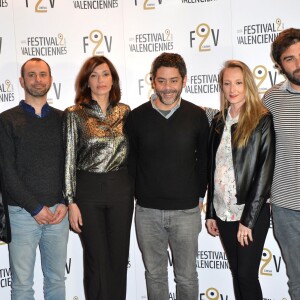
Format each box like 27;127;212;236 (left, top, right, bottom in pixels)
217;203;270;300
76;170;134;300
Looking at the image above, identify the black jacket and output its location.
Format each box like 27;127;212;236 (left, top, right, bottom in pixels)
206;111;275;229
0;168;11;243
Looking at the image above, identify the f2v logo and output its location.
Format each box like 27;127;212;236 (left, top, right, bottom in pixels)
53;82;61;100
190;23;219;51
253;65;279;94
260;248;282;276
134;0;162;9
83;30;112;55
25;0;55;12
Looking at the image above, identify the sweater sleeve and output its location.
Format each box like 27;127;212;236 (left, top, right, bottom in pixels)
0;114;41;214
124;111;137;184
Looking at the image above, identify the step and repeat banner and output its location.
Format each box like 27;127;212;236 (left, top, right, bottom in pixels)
0;0;298;299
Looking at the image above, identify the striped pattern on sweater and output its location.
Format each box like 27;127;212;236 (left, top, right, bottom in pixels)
263;81;300;210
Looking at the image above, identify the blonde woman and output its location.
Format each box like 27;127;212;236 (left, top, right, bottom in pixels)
206;60;275;300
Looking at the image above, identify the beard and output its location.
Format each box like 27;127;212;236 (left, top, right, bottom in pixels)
155;89;182;106
281;66;300;87
24;83;51;97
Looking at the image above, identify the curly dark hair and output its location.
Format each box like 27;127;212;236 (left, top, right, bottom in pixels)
272;28;300;68
150;52;187;82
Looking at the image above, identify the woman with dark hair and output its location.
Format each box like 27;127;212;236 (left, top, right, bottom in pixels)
63;56;133;300
205;60;275;300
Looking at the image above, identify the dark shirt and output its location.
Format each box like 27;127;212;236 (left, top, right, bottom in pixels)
19;100;50;118
0;104;65;216
126;99;209;210
18;100;51;215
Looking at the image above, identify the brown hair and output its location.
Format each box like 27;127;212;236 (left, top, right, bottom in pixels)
272;28;300;69
75;56;121;105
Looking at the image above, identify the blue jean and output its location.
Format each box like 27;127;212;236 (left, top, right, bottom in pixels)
135;204;201;300
8;205;69;300
272;204;300;300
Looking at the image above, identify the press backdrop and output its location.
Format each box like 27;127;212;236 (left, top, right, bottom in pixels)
0;1;297;299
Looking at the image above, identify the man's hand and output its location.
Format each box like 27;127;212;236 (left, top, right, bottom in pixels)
34;206;54;225
49;204;68;224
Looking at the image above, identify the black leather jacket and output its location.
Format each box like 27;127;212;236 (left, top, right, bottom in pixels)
206;111;275;229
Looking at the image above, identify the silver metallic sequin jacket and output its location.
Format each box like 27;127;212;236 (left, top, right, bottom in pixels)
63;100;130;204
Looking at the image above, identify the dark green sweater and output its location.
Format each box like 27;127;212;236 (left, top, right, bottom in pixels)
0;106;64;214
126;99;209;210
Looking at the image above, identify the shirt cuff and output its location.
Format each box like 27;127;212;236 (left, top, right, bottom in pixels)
199;197;204;203
60;198;67;206
31;204;44;217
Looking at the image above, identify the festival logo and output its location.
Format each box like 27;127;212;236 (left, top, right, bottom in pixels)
73;0;119;10
197;250;229;270
0;267;11;289
182;0;217;3
252;64;281;94
200;287;229;300
133;0;163;10
20;34;67;56
47;81;62;104
83;29;113;55
0;80;15;103
0;0;8;8
24;0;56;12
65;258;71;275
260;247;282;276
185;73;220;94
138;73;153;99
190;23;220;51
236;18;284;45
129;29;173;53
264;298;288;300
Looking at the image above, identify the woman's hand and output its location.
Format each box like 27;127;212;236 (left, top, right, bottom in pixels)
206;219;219;237
68;203;83;233
237;223;253;246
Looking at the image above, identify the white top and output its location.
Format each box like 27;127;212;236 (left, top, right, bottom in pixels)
213;108;245;221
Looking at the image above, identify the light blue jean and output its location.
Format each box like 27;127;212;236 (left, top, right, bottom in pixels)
272;204;300;300
135;204;201;300
8;205;69;300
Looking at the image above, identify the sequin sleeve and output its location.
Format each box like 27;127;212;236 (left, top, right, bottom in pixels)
63;107;78;204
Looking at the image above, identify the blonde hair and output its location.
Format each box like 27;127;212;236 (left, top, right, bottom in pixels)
219;60;268;148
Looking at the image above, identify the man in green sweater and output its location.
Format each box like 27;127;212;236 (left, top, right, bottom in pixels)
0;58;69;300
126;52;209;300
